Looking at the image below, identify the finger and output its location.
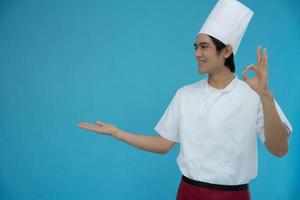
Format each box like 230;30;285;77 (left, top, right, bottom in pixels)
242;65;252;80
263;48;268;71
77;122;93;126
242;70;248;81
77;122;111;136
249;64;257;72
242;64;256;80
77;122;94;129
244;64;257;72
257;46;261;67
78;124;102;133
78;122;99;129
242;64;255;73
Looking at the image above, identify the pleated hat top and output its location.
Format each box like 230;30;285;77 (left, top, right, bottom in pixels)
198;0;254;55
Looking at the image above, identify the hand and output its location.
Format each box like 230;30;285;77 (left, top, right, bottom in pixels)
242;46;270;96
77;121;120;138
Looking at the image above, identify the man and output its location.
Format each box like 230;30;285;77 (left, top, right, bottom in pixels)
77;0;293;199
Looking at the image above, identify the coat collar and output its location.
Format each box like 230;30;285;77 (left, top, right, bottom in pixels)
204;74;238;95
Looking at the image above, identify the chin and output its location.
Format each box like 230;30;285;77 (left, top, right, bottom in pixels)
198;68;208;74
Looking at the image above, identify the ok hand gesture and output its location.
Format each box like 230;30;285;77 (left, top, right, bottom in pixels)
242;46;270;96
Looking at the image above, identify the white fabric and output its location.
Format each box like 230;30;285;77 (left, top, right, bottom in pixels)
198;0;254;55
154;75;293;185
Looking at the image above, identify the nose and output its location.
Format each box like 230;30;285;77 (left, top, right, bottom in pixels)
195;47;203;58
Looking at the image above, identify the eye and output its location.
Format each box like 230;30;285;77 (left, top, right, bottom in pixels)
193;43;198;50
193;43;209;50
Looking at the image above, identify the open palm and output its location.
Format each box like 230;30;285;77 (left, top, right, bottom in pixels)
77;121;119;136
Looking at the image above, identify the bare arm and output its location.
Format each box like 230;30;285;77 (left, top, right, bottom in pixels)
260;92;289;157
77;121;176;155
242;47;289;157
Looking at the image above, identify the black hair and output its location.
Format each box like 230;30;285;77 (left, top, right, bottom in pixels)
208;35;235;73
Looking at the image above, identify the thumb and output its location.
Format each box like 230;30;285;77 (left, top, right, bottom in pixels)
96;121;106;126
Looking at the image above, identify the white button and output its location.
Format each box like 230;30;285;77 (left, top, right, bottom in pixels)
224;121;232;129
198;139;205;144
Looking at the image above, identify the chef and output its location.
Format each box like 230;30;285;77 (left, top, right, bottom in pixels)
77;0;293;199
154;0;293;199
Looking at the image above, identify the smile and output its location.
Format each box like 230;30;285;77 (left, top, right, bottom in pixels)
198;60;206;64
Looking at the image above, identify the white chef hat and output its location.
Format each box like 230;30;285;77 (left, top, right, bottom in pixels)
198;0;254;55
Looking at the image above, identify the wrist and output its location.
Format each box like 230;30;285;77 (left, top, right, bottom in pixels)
259;90;273;99
112;129;123;140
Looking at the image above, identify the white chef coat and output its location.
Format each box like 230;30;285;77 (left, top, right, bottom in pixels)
154;74;293;185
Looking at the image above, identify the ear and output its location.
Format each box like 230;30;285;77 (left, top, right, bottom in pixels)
224;45;233;58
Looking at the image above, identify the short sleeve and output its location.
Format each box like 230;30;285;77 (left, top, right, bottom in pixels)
256;98;293;143
154;90;181;143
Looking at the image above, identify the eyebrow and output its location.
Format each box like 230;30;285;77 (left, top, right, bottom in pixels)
194;42;210;46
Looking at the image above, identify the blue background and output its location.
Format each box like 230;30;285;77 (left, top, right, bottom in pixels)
0;0;299;199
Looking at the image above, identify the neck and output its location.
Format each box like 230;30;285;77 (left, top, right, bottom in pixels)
208;68;235;89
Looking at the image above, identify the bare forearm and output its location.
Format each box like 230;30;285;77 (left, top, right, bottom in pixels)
112;130;171;155
260;91;288;156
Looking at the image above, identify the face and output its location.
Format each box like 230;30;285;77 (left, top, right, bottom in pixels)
194;34;227;74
